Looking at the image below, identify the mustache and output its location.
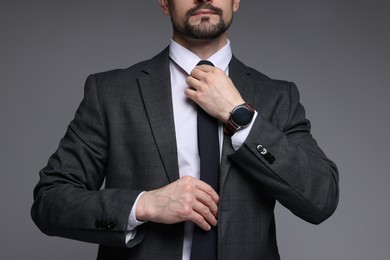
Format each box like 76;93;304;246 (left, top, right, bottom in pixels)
186;3;223;17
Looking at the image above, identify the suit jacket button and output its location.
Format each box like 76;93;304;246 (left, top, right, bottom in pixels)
257;144;275;164
105;221;116;230
95;220;102;229
265;153;275;164
256;145;267;155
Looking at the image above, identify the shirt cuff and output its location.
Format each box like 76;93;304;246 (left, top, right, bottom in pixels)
125;191;146;244
231;111;258;151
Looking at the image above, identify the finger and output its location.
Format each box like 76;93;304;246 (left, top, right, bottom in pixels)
194;202;218;227
185;78;208;106
195;64;215;72
184;88;197;103
191;203;217;230
200;197;218;218
179;177;219;214
190;211;213;231
192;188;219;217
179;176;219;212
186;75;202;90
190;66;214;81
180;176;219;204
194;180;219;204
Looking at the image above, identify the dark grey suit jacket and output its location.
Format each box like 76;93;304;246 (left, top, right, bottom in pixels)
31;47;339;260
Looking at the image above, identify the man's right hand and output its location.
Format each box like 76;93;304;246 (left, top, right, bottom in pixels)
135;176;219;231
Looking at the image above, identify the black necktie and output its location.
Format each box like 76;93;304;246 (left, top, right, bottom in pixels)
190;60;219;260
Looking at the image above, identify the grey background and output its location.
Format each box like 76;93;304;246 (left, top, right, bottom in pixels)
1;1;389;259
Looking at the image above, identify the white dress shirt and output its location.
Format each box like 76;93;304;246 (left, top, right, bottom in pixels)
126;39;257;260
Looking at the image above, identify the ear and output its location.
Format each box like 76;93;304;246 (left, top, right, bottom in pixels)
233;0;240;12
159;0;170;16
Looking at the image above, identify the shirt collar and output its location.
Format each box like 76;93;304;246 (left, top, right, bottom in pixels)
169;39;232;75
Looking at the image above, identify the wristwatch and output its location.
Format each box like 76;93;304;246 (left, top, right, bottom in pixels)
224;103;255;136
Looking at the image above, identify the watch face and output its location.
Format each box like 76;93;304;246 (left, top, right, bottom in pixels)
231;106;253;126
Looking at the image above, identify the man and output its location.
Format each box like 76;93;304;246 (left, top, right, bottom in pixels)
31;0;339;259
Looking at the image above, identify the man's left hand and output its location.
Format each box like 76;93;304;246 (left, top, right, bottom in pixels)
185;64;245;123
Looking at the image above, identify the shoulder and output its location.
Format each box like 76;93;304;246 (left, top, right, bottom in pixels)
231;56;298;95
87;47;170;87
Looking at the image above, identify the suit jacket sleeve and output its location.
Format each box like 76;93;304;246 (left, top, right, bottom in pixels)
229;82;339;224
31;74;143;247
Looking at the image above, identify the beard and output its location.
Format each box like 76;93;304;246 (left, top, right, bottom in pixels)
182;16;229;40
171;3;232;40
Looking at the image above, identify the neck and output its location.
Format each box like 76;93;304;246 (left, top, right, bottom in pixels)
172;31;228;60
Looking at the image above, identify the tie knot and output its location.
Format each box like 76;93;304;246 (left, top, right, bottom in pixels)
197;60;214;67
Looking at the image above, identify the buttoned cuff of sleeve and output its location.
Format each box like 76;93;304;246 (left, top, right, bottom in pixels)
125;191;146;244
231;111;258;151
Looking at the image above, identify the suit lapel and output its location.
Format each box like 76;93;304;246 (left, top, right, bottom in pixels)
136;52;257;189
220;56;257;193
137;48;180;183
